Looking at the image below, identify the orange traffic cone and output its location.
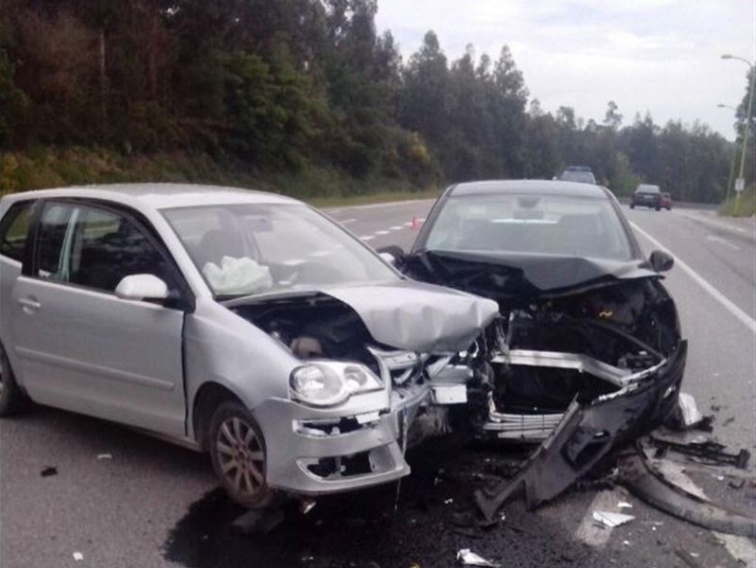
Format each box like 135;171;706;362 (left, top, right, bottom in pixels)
410;215;418;231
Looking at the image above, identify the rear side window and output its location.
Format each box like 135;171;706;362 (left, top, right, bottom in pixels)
0;201;35;262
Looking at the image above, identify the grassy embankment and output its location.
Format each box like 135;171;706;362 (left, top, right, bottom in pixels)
0;147;441;207
719;183;756;217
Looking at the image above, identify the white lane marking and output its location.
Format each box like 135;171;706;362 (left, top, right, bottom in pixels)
325;198;435;212
705;234;742;251
339;218;357;225
360;236;375;241
683;213;754;237
403;222;412;227
375;230;390;236
390;225;404;231
574;489;629;548
631;222;756;334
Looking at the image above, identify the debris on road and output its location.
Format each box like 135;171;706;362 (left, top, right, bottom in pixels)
231;507;286;535
97;453;113;460
619;449;756;538
649;434;751;469
617;501;633;509
674;548;705;568
40;466;57;477
672;393;704;429
591;511;635;529
456;548;500;567
72;552;84;562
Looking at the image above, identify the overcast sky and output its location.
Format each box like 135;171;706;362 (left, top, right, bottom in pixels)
375;0;755;140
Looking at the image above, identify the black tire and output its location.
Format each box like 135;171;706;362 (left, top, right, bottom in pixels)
0;341;30;417
630;204;635;209
655;205;661;211
209;401;273;509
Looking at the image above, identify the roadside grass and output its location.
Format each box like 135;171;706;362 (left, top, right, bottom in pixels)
718;184;756;217
0;147;437;206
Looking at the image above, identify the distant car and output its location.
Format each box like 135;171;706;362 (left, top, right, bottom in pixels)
630;184;663;210
559;166;596;185
660;192;672;210
0;184;498;508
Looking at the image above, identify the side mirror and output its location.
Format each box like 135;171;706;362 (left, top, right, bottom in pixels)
649;250;674;273
377;245;406;268
115;274;169;302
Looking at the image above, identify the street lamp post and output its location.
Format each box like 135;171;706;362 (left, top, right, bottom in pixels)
721;54;756;213
717;103;740;203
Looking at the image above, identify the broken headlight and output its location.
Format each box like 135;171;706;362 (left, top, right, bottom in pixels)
289;363;383;407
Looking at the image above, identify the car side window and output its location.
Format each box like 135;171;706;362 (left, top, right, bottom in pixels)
0;201;35;262
35;202;177;294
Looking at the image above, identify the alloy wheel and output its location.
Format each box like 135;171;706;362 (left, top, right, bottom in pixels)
215;417;265;498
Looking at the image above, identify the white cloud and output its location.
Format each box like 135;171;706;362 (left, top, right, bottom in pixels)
376;0;755;139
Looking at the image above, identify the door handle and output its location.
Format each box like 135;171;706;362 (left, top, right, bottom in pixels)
17;297;42;313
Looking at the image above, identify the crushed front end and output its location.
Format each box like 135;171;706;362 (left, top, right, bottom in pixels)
227;283;499;497
403;251;688;514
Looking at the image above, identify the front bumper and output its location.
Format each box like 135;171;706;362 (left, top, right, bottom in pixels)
253;384;431;496
475;340;688;519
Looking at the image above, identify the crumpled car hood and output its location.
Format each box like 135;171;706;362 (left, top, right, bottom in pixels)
226;280;499;353
324;280;499;353
405;250;659;298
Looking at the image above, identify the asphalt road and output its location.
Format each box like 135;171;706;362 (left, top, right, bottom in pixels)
1;200;755;568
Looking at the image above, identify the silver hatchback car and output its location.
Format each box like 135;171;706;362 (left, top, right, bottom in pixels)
0;184;497;507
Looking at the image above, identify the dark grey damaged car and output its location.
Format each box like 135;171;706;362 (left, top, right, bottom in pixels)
382;180;687;518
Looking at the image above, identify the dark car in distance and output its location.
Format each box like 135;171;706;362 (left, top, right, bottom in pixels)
631;184;663;210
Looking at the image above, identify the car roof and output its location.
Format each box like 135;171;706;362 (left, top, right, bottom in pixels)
448;180;611;199
0;183;301;210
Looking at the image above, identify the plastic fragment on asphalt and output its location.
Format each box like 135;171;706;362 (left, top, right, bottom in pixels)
592;511;635;529
97;453;113;460
231;507;285;535
677;393;704;429
301;500;316;515
456;549;500;567
73;552;84;561
618;501;633;509
444;498;454;505
40;466;57;477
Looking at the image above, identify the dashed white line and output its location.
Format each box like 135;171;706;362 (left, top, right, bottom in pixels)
375;230;390;236
705;234;741;251
390;225;404;231
339;218;357;225
631;222;756;334
360;235;375;241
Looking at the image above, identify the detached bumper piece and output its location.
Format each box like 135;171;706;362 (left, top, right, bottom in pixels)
475;341;687;521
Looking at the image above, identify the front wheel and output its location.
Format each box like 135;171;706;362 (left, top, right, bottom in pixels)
0;342;30;417
630;203;635;209
209;402;273;509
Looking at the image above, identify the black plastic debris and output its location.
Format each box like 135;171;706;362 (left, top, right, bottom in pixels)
40;466;57;477
619;449;756;538
649;435;751;469
231;507;285;535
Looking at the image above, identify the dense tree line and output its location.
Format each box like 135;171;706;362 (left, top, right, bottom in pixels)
0;0;747;201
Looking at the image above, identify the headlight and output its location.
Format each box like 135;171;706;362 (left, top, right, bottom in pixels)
289;363;383;407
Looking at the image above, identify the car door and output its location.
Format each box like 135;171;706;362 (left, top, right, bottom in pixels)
10;199;189;437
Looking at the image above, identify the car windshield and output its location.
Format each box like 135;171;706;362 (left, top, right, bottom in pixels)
163;203;397;298
559;171;596;184
424;194;633;261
